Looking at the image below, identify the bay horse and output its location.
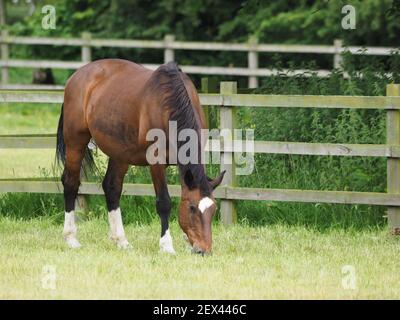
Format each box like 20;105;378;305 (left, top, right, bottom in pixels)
56;59;225;255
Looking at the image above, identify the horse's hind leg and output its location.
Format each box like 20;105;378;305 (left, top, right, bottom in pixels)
102;159;130;249
62;145;87;248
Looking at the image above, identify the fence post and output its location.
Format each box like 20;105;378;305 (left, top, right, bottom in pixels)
219;81;237;225
248;36;258;88
81;32;92;64
0;0;6;26
333;39;343;69
1;29;9;84
386;84;400;235
164;34;175;63
201;77;218;94
201;77;218;128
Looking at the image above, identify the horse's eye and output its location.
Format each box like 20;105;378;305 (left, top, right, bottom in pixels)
189;205;197;213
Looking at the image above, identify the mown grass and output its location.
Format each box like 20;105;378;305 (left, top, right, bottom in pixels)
0;102;60;178
0;217;399;299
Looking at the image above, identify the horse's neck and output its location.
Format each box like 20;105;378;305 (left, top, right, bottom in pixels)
178;163;209;191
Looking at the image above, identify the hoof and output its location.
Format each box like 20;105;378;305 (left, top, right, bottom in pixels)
112;237;131;250
65;236;81;249
159;229;175;254
160;246;176;255
117;240;131;250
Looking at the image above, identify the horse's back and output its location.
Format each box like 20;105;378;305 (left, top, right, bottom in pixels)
64;60;149;114
64;59;151;108
63;59;156;163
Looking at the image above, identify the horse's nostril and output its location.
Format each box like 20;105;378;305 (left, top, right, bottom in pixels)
191;246;204;255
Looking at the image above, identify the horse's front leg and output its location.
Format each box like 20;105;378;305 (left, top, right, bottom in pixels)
102;159;130;249
150;164;175;254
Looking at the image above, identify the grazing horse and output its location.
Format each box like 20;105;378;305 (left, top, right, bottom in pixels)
56;59;225;255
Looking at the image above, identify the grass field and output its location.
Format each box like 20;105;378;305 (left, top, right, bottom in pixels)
1;217;399;299
0;102;60;178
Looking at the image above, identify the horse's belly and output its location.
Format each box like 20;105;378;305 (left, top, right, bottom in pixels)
92;135;149;165
89;116;149;165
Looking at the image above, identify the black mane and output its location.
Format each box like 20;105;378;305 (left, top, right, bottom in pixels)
152;62;211;196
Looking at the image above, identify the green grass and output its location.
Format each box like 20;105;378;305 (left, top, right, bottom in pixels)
0;149;56;178
0;217;399;299
0;103;60;135
0;103;60;178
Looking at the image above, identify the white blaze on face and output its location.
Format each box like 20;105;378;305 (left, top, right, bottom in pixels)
63;211;81;248
198;197;214;214
160;229;176;254
108;208;130;249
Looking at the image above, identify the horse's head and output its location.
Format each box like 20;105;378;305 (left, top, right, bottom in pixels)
178;169;225;255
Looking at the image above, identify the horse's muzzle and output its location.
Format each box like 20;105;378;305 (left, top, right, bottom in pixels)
191;246;212;257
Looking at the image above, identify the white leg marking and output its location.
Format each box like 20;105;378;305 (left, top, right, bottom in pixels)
198;197;214;213
160;229;176;254
63;211;81;248
108;208;130;249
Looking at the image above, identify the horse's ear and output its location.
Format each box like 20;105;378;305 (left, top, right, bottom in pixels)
184;169;195;189
207;170;226;190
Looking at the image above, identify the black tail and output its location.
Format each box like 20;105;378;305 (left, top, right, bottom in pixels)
56;103;66;167
56;103;97;176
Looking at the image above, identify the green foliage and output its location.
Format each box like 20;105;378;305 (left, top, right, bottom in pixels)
4;0;400;73
232;54;400;229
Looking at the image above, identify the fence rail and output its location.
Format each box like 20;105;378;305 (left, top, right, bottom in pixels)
2;135;400;158
2;34;396;54
1;180;400;207
1;31;398;88
1;82;400;233
2;90;400;109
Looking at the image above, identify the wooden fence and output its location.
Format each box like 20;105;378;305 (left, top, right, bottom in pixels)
1;82;400;233
0;31;398;89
